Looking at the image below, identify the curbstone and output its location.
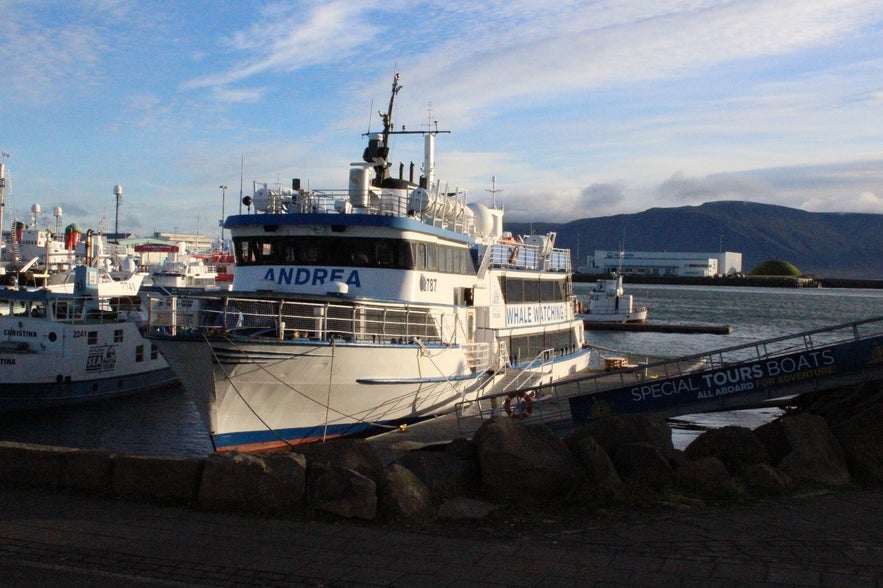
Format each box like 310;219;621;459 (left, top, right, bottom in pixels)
0;441;73;487
113;454;204;503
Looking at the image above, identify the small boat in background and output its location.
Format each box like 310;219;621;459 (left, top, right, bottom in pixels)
0;266;177;412
138;243;223;290
579;273;648;323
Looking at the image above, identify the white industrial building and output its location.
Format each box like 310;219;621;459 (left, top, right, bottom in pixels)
585;250;743;277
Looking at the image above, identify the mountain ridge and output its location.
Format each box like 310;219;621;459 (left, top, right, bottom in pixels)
503;201;882;279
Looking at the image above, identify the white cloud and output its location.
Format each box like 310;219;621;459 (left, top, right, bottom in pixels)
2;1;882;234
182;1;384;93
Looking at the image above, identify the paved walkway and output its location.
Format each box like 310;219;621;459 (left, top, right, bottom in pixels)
0;483;880;587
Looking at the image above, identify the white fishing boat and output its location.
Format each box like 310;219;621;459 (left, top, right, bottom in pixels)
579;273;648;323
0;266;177;412
138;243;223;290
146;74;591;452
44;258;147;298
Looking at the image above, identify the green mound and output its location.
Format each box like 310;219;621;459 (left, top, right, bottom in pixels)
750;259;802;277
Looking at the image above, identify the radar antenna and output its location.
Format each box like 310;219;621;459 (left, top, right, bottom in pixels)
485;176;503;208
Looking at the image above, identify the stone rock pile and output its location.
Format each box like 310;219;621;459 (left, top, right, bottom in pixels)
0;381;879;524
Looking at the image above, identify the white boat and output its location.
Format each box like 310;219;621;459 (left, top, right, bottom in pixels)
45;265;147;297
0;266;177;412
139;243;223;290
146;74;591;452
579;273;648;323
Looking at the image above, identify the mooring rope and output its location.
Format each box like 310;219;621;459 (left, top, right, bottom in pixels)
204;331;294;448
212;332;399;434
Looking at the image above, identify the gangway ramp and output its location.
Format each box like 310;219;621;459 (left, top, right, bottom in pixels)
563;315;883;424
369;316;883;452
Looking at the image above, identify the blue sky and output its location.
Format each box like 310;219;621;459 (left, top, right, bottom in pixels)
2;0;882;237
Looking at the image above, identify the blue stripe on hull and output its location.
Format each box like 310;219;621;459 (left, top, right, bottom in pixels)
211;417;427;452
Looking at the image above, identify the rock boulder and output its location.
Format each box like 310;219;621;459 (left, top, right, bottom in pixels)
472;419;584;502
684;426;770;475
198;451;306;515
379;463;434;521
307;462;377;520
756;413;850;488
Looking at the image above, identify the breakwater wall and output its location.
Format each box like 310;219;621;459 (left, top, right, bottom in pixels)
1;381;879;524
575;274;883;289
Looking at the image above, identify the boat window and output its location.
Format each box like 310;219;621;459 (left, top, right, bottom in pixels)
425;242;437;271
508;327;577;365
233;236;473;275
437;246;448;273
503;278;521;303
523;280;540;303
375;241;394;267
413;243;425;269
502;277;568;303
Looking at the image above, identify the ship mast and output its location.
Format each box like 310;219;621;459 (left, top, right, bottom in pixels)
0;151;8;252
374;73;402;183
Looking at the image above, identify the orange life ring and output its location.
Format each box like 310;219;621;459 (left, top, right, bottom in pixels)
503;391;534;419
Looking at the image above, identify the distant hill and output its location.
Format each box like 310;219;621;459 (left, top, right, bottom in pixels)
504;201;883;279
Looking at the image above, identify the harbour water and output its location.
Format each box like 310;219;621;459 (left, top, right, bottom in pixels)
1;284;880;455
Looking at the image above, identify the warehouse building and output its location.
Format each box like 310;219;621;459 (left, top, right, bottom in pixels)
585;250;743;277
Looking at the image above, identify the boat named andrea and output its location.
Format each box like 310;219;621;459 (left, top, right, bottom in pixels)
146;74;592;452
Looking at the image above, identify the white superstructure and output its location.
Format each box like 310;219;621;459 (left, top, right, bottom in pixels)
147;74;591;452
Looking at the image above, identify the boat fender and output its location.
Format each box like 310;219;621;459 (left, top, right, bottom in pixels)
503;391;533;419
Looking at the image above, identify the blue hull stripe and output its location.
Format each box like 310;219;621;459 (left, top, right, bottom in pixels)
212;417;428;451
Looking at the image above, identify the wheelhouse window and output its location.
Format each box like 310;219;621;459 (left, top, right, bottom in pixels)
500;277;569;303
233;236;475;275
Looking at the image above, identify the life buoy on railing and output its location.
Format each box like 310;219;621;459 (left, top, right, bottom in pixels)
503;391;534;419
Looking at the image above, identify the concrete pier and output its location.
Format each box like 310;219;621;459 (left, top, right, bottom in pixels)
583;320;734;334
1;482;880;586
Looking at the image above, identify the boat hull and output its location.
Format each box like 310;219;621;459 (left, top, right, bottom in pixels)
0;317;178;412
155;337;591;452
0;368;178;412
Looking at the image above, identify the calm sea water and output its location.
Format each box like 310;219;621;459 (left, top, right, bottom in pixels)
1;284;880;455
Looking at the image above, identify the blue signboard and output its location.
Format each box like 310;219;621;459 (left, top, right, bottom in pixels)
569;334;883;423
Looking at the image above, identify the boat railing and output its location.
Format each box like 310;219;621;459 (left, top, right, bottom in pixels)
146;294;462;346
504;347;556;389
461;341;490;371
253;183;478;236
484;242;571;272
8;295;130;324
503;315;883;403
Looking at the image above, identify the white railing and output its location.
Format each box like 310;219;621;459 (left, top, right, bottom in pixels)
147;294;463;346
483;242;571;272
